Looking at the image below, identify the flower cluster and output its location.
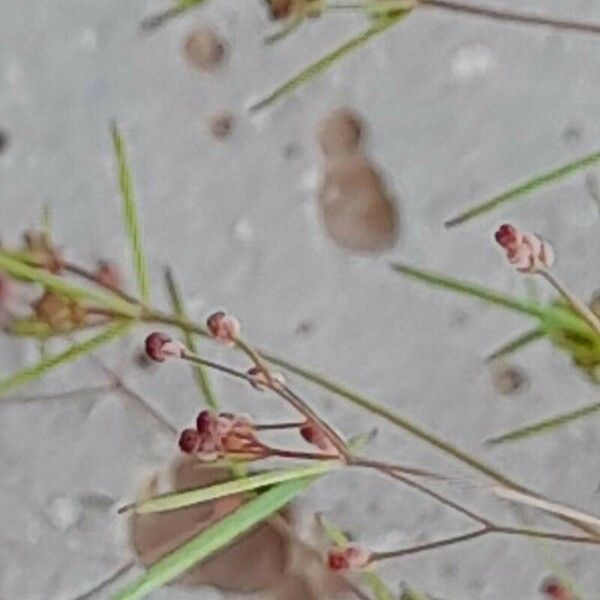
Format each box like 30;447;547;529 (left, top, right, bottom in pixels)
327;546;371;571
495;224;554;273
178;410;263;462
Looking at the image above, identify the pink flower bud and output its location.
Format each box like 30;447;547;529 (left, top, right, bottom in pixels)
494;224;554;273
144;332;185;362
94;260;122;290
206;311;241;346
196;410;218;434
299;421;339;454
327;546;371;571
540;578;573;600
178;428;201;453
246;366;286;390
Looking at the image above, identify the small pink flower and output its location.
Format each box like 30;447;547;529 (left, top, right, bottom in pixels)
540;577;574;600
327;546;371;571
494;224;554;273
94;260;122;290
299;421;339;455
206;311;240;346
144;332;186;362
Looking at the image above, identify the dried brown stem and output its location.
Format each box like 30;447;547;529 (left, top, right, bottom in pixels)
371;525;600;563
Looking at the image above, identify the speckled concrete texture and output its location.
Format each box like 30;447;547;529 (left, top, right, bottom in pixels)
2;1;600;598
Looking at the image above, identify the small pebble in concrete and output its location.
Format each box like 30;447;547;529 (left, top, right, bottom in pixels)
208;110;234;139
44;496;82;532
183;27;228;73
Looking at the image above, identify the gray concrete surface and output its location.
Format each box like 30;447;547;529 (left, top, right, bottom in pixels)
2;0;600;598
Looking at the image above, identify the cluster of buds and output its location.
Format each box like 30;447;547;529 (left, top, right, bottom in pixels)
178;410;263;462
327;546;371;572
206;311;240;346
540;577;575;600
495;224;554;273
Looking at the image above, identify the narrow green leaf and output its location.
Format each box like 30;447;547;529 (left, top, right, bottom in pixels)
319;515;394;600
486;328;545;362
250;12;410;111
130;462;335;514
318;515;350;547
0;321;132;395
445;149;600;227
486;401;600;445
265;13;303;45
7;318;105;339
111;123;150;303
391;262;593;337
140;0;208;30
347;428;378;452
164;268;218;409
111;476;316;600
363;572;395;600
0;252;140;318
392;262;546;318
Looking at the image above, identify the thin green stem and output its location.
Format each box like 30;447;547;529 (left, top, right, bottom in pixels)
540;269;600;338
486;328;545;362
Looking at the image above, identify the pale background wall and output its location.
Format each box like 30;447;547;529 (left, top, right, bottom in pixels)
1;1;600;598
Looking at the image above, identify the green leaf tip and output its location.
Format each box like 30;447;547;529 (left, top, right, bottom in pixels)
0;320;132;396
111;123;150;303
250;12;410;112
486;400;600;445
128;462;335;515
445;149;600;227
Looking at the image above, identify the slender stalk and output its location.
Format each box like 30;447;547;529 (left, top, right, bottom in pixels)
371;525;600;563
493;486;600;530
255;420;305;430
423;0;600;36
372;465;491;526
372;528;489;561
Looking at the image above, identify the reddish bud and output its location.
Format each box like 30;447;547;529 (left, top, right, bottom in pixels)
94;260;122;290
196;410;217;434
300;421;339;454
495;223;518;248
494;223;554;273
179;428;201;453
327;546;370;571
540;577;573;600
246;366;286;390
144;332;185;362
206;311;240;346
